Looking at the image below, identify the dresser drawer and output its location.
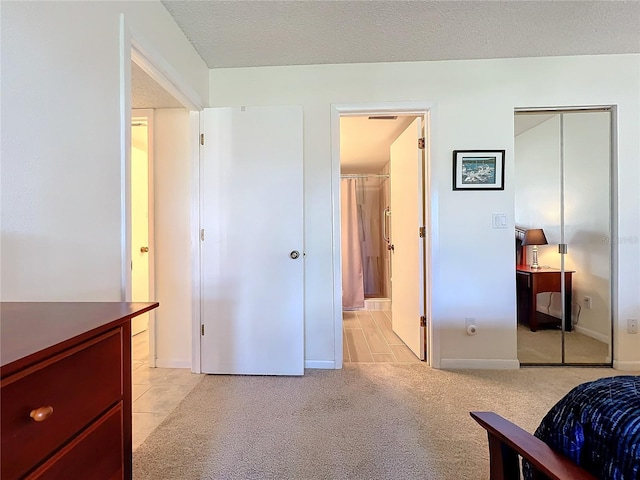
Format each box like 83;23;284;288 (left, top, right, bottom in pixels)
27;402;124;480
1;329;123;479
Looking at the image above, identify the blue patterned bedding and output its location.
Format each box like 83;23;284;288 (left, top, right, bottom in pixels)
525;376;640;479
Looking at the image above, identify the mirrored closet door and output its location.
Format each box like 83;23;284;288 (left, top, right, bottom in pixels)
514;108;613;366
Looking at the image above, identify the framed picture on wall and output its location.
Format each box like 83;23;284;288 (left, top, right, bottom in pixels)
453;150;505;190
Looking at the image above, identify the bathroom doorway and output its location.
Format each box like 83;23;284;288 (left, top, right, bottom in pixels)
339;113;428;363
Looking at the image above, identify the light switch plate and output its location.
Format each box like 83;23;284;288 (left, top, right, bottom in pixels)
492;213;507;229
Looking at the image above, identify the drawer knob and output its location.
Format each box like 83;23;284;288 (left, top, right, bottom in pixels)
30;406;54;422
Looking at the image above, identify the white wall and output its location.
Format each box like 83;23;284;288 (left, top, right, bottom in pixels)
210;54;640;369
153;109;192;367
1;2;207;301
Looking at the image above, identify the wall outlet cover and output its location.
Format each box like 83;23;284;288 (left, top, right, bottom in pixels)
628;319;638;334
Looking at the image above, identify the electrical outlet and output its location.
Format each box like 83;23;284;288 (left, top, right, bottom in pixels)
628;319;638;334
465;318;475;327
583;296;592;309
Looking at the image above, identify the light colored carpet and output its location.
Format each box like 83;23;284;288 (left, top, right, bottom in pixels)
133;364;631;480
517;324;609;364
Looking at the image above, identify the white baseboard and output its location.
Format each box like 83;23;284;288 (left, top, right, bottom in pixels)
305;360;335;369
155;358;192;369
613;360;640;371
573;325;610;344
439;358;520;370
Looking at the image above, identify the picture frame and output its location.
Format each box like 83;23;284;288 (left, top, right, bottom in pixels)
453;150;505;190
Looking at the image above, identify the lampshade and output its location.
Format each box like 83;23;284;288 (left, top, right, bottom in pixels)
522;228;548;246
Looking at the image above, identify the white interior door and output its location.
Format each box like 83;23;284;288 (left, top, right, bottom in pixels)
131;119;150;336
390;117;425;359
200;106;304;375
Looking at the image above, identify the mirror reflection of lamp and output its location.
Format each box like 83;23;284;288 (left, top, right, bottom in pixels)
522;229;548;269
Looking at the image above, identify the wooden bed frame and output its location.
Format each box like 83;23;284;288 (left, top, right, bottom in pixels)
470;411;597;480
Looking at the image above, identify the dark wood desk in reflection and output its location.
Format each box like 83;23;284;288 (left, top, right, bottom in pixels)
516;266;574;332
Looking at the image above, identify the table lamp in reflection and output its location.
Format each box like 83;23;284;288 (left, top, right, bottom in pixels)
523;228;548;269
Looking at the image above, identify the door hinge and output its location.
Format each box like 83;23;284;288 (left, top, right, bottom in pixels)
200;133;205;146
419;226;426;238
200;229;205;241
201;324;205;336
558;243;568;254
418;137;425;149
420;316;426;327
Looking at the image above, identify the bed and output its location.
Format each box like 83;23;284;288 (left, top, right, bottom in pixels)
471;376;640;480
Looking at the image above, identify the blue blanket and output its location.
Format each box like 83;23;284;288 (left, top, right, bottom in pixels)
525;376;640;479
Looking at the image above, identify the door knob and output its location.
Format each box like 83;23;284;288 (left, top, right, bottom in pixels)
140;246;149;253
290;250;300;259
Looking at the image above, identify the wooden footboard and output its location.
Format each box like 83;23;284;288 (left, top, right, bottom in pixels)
470;412;597;480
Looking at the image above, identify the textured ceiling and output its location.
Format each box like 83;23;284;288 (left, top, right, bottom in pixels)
147;1;638;171
162;0;640;69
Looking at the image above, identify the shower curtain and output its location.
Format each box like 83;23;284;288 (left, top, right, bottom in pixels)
341;178;383;309
341;179;365;309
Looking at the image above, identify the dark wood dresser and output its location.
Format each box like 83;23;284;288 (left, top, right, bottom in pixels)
1;302;159;480
516;266;573;332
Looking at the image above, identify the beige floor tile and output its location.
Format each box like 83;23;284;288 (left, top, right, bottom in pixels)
358;311;393;354
344;329;374;362
133;383;152;402
342;310;361;329
132;412;168;451
390;344;421;363
132;360;145;371
161;368;203;386
371;310;404;345
372;353;397;363
133;384;198;414
343;309;424;364
132;333;149;360
343;331;350;362
132;366;174;385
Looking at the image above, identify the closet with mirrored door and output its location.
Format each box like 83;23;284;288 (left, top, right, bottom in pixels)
514;107;613;366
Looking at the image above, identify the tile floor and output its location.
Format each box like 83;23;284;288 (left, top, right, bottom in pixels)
132;332;203;451
343;310;421;363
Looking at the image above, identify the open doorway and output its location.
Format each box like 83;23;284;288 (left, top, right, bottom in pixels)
339;112;428;364
129;54;194;371
130;109;154;366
